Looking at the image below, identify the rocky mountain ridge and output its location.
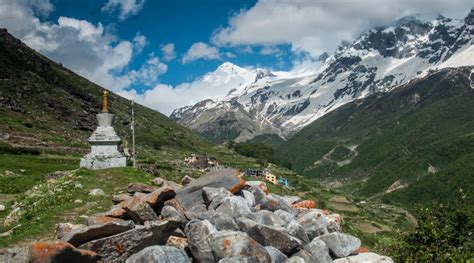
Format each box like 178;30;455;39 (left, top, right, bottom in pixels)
171;10;474;143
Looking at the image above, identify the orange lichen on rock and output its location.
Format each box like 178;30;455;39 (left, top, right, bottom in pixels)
29;241;98;263
223;239;232;251
229;173;246;194
292;200;316;209
105;206;127;218
92;216;123;224
357;246;370;253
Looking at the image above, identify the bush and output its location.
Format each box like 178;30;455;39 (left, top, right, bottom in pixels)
387;189;474;261
235;142;292;169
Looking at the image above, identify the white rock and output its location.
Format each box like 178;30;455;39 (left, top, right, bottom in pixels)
0;204;5;212
89;188;106;196
333;252;394;263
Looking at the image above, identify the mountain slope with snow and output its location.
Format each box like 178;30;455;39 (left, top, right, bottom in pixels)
171;10;474;143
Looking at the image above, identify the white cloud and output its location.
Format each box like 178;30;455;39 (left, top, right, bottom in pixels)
122;62;258;115
260;46;282;56
212;0;473;57
0;0;165;93
182;42;221;63
128;56;168;86
160;43;176;61
133;32;147;53
102;0;146;21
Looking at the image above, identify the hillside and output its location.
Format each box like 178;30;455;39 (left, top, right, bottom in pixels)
275;67;474;207
171;10;473;143
0;28;424;256
0;28;210;156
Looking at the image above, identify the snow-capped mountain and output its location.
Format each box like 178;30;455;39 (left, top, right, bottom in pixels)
171;10;474;143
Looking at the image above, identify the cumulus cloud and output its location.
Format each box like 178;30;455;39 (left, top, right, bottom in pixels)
182;42;221;63
102;0;146;21
133;32;147;53
0;0;164;92
212;0;473;57
128;56;168;86
160;43;176;61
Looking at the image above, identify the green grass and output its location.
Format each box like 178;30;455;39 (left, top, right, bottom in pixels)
0;154;78;194
0;164;156;248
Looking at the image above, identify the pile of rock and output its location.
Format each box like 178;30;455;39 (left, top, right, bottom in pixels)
1;168;393;262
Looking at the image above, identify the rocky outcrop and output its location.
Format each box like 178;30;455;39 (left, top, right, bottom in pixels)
5;170;392;262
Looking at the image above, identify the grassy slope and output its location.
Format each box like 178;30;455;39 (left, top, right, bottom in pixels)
276;67;474;208
246;133;287;148
0;29;210;155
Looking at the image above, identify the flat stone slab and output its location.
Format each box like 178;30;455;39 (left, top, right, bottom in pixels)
175;169;245;211
60;221;135;247
80;219;180;262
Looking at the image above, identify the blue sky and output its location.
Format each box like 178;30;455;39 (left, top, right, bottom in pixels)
0;0;471;114
47;0;296;88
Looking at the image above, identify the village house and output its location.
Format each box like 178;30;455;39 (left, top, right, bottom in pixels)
278;177;289;187
245;168;268;178
265;173;277;185
184;154;220;169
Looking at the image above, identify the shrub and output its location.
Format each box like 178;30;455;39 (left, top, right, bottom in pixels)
388;189;474;261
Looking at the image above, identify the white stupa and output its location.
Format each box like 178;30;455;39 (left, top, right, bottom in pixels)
80;90;127;169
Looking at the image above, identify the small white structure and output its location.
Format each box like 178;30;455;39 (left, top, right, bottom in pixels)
80;90;126;170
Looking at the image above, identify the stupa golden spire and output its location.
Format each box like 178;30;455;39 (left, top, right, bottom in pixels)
102;89;109;113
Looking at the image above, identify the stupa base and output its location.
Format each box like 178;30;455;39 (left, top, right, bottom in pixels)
80;155;127;170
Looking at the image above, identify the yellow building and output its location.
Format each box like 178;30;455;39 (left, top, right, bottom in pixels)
265;173;277;185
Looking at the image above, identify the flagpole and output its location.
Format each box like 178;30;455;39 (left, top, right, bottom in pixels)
132;100;136;168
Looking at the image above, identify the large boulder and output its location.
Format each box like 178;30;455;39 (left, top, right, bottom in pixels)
318;232;361;258
264;246;288;263
286;221;310;244
236;217;258;232
286;250;313;262
246;224;302;255
261;194;294;213
210;230;271;262
181;175;195;186
216;196;251;218
142;186;176;212
203;187;233;209
86;215;130;226
184;219;218;263
237;190;256;207
176;168;245;211
79;219;180;262
125;245;191;263
207;212;240;231
297;209;329;240
58;221;135;247
274;210;296;224
120;197;159;224
303;238;332;263
161;205;188;227
247;185;267;206
112;194;132;204
281;196;301;205
247;210;285;227
127;183;157;194
29;241;99;263
333;252;394;263
166;236;188;251
326;213;342;233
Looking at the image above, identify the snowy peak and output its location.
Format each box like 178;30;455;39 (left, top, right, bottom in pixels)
171;11;474;143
